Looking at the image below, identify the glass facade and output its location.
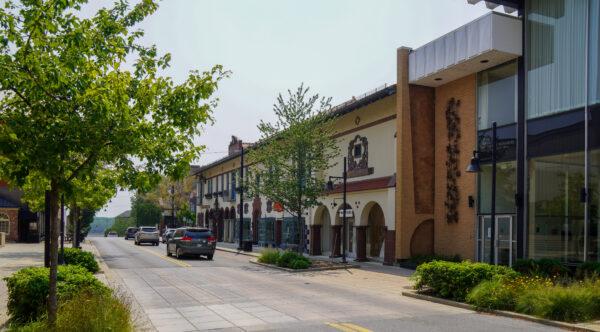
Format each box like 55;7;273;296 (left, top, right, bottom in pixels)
477;61;518;129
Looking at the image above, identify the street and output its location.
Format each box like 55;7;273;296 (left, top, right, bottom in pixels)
90;237;559;332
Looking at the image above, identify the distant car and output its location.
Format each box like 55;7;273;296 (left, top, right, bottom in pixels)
134;226;159;246
124;227;139;240
166;227;216;260
107;231;118;237
162;228;175;243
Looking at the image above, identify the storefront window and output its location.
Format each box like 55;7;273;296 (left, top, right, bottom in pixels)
589;0;600;106
478;161;517;215
527;0;587;118
477;61;517;129
528;152;586;263
588;149;600;262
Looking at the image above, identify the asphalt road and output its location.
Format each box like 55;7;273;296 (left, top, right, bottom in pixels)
90;236;560;332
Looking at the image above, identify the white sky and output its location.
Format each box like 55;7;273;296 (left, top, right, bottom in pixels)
96;0;498;217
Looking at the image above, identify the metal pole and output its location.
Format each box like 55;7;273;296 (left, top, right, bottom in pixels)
239;143;244;250
490;122;497;264
342;157;347;264
59;195;64;264
171;185;175;228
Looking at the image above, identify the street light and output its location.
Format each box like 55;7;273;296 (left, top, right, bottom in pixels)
326;157;348;264
466;121;497;265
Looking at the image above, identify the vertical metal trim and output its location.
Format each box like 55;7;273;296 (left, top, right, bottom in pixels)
517;3;527;259
584;0;590;262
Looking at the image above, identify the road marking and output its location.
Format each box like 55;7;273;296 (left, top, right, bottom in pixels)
326;322;372;332
134;243;191;268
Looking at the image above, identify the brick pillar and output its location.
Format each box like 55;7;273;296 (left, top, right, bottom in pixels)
275;219;282;246
310;225;321;256
331;225;342;257
384;229;396;265
355;226;367;261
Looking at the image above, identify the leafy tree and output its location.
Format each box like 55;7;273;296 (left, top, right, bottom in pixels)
0;0;226;324
246;84;338;251
130;193;161;227
143;174;196;226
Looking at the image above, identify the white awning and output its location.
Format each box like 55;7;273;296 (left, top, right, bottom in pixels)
408;12;521;87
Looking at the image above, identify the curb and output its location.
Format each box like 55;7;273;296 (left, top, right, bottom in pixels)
402;290;600;332
216;246;261;258
249;260;360;273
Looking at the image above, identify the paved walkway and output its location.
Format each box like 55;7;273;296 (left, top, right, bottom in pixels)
0;242;45;328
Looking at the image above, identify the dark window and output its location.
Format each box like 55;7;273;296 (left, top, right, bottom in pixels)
184;229;211;239
354;144;362;158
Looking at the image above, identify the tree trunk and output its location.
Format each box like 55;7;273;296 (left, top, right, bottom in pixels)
47;181;60;326
72;203;79;248
297;209;304;254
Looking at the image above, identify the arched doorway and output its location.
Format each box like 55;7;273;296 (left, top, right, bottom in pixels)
365;203;386;259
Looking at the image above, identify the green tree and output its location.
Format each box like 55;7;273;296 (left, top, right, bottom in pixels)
131;193;161;227
0;0;226;324
246;84;338;251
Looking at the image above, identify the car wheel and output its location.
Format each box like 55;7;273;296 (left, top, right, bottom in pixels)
207;254;214;260
176;247;183;259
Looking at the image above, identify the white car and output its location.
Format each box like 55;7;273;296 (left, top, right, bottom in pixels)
134;226;159;246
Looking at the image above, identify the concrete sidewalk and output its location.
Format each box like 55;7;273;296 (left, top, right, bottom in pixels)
0;242;45;328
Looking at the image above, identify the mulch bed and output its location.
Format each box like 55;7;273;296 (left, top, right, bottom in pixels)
250;259;360;273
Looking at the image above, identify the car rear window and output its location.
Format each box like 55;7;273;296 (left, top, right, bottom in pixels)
141;227;156;232
184;230;211;239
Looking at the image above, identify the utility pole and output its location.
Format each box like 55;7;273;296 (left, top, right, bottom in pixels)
238;143;244;250
342;157;347;264
170;184;175;228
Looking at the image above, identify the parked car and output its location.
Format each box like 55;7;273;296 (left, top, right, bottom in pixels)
166;227;216;260
124;227;139;240
162;228;175;243
107;231;118;237
134;226;159;246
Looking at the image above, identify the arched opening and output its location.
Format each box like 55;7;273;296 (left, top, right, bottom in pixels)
365;203;386;259
335;203;355;258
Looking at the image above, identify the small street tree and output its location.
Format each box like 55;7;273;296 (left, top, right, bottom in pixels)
0;0;226;325
246;84;339;251
131;193;162;227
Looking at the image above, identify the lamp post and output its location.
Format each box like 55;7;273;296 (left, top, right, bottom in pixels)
467;121;497;264
326;157;348;264
238;142;245;251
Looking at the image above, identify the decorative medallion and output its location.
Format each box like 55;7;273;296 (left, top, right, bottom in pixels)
347;135;374;178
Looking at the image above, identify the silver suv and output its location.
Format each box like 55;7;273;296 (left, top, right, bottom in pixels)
135;226;159;246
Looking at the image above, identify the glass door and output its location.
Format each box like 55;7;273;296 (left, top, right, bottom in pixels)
478;215;516;265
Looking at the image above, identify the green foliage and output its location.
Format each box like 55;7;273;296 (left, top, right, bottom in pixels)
576;262;600;279
515;281;600;322
408;254;461;267
4;265;108;325
11;289;133;332
275;250;311;269
413;260;518;301
257;249;281;265
246;84;339;221
131;194;162;227
63;248;99;273
466;278;517;311
106;216;136;236
513;258;569;278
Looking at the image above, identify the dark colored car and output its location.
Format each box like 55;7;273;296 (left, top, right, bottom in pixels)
166;227;216;260
162;228;175;243
124;227;138;240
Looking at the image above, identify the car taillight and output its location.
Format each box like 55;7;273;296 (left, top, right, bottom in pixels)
181;236;192;242
207;236;216;243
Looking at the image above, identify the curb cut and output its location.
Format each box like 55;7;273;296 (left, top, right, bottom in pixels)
216;246;260;258
250;260;360;273
402;290;600;332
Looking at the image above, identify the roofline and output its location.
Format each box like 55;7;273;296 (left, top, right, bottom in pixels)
194;83;397;176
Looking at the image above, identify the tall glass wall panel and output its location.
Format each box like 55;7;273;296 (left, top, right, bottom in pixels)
477;61;518;129
589;149;600;262
590;0;600;106
528;152;586;263
527;0;587;119
479;161;517;215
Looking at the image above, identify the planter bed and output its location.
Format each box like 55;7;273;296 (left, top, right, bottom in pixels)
402;289;600;332
250;259;360;273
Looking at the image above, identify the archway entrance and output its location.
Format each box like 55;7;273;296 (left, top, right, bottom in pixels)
335;204;355;258
366;203;386;259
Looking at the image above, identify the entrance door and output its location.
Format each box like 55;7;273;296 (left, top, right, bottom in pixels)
478;215;516;265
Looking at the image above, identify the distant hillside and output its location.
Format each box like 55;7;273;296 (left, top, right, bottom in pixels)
90;217;114;234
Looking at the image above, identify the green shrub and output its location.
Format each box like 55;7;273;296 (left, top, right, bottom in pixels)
276;251;301;268
289;257;312;270
576;262;600;279
466;278;517;310
513;258;569;278
257;249;281;265
413;260;518;301
515;281;600;322
12;289;133;332
4;265;108;325
409;254;461;266
63;248;99;273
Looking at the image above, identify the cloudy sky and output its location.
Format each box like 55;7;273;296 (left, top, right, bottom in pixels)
96;0;497;217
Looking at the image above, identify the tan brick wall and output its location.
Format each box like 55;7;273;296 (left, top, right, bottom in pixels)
433;75;477;260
